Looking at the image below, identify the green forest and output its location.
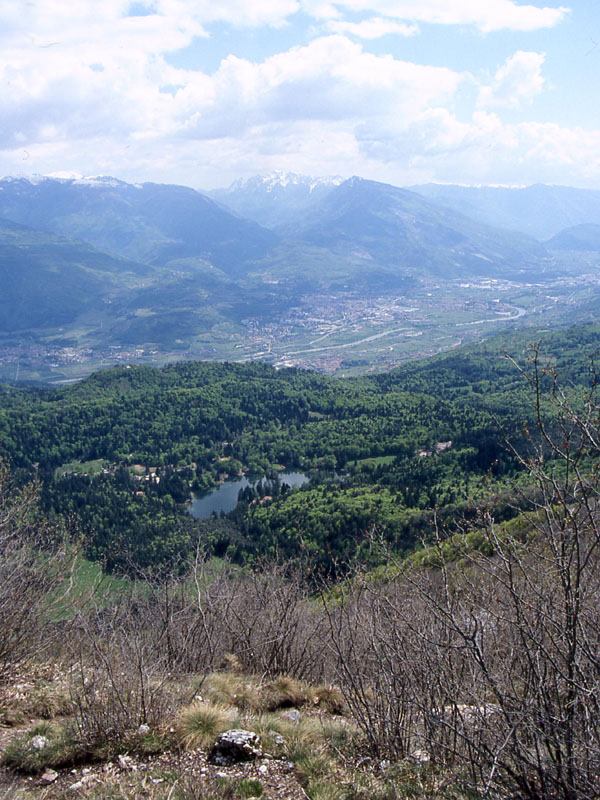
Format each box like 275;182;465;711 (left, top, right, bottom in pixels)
1;322;599;574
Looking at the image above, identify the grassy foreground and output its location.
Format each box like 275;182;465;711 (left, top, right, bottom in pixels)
0;663;463;800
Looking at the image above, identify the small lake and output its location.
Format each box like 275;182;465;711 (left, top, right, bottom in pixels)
188;471;309;519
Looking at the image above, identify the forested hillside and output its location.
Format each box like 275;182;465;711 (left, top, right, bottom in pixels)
1;323;598;573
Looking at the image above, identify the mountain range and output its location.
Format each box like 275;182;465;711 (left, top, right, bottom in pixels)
209;172;343;230
0;173;598;366
0;176;276;275
410;183;600;241
281;177;549;280
0;217;153;333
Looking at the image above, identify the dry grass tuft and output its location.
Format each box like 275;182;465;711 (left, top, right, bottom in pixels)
308;781;346;800
219;653;243;673
260;675;307;711
309;685;346;714
175;701;238;750
202;672;262;713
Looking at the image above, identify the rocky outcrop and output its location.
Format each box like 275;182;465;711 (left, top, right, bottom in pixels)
209;729;262;766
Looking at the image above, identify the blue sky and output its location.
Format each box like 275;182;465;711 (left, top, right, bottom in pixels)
1;0;599;189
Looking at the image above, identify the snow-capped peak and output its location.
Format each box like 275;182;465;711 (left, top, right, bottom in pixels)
51;173;128;187
1;173;130;188
227;172;344;194
44;171;84;181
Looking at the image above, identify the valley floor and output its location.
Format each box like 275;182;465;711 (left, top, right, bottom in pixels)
2;272;598;384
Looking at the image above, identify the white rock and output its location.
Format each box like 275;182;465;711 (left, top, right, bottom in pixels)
40;769;59;785
209;729;261;766
68;776;92;791
30;735;49;750
118;754;134;770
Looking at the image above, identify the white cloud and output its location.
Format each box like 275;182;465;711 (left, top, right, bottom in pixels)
478;51;546;108
2;0;565;53
325;17;418;38
0;0;299;49
300;0;341;19
0;0;597;191
0;24;466;185
170;36;462;138
3;99;600;190
355;108;600;187
153;0;300;29
312;0;569;33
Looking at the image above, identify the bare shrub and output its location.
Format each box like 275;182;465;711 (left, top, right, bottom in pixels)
124;554;233;675
211;562;331;680
325;354;600;800
67;592;174;751
58;554;333;755
128;557;332;682
323;575;423;759
0;460;74;682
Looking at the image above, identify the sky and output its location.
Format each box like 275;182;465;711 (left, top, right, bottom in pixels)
1;0;599;190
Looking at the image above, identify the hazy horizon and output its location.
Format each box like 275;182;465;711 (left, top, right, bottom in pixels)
0;170;595;196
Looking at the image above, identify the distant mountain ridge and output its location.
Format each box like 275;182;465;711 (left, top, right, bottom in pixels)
276;177;550;281
410;183;600;240
209;171;343;230
0;175;277;276
546;223;600;251
0;217;152;332
0;172;595;359
0;172;555;287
